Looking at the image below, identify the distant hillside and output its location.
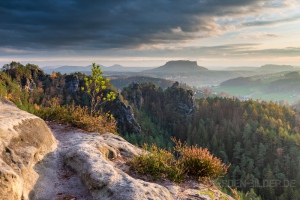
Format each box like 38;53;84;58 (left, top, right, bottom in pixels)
110;76;175;90
145;60;208;73
43;64;154;74
43;65;92;74
220;77;262;86
225;66;259;71
214;71;300;103
225;65;297;72
102;65;154;72
259;64;295;72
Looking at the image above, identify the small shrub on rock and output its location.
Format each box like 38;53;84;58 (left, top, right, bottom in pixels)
127;139;229;183
127;144;185;182
173;138;229;180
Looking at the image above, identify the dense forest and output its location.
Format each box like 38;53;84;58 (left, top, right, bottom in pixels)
2;62;300;199
122;82;300;200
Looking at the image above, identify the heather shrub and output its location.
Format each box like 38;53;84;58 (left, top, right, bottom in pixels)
127;139;229;183
35;99;117;134
173;138;229;180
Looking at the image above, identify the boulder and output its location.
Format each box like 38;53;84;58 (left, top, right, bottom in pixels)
0;99;57;200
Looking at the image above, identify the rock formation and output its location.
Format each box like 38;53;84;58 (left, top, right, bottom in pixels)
104;95;142;135
0;99;57;200
168;82;195;115
60;131;172;200
65;74;79;93
146;60;208;73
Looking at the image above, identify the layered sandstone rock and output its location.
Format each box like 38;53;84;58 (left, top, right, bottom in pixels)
0;99;57;200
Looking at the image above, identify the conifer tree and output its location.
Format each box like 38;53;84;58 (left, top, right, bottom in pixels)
81;63;116;115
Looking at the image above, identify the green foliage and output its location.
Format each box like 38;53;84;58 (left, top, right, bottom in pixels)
81;63;116;114
111;76;175;90
0;81;7;98
173;138;229;180
227;187;262;200
128;144;185;182
127;139;229;183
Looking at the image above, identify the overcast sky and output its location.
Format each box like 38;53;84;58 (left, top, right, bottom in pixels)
1;0;300;68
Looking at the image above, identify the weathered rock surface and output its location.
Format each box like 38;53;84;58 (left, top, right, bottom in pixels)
51;124;235;200
166;183;234;200
0;99;57;200
59;129;172;200
28;130;93;200
104;95;142;135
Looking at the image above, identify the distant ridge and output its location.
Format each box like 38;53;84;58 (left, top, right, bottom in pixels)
43;65;91;74
260;64;295;72
146;60;208;73
42;64;154;74
110;76;175;89
224;64;297;72
225;66;259;71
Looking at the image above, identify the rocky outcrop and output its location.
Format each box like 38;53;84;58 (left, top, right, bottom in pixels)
0;99;57;200
65;74;79;93
167;82;195;115
60;131;172;200
128;82;144;109
104;95;142;134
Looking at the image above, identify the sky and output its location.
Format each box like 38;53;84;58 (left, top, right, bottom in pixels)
1;0;300;68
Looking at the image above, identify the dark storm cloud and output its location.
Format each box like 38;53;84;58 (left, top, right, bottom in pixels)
0;0;290;50
100;43;300;59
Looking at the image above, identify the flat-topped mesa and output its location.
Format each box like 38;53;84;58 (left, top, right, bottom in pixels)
149;60;208;73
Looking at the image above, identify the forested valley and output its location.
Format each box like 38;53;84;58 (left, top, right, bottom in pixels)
1;62;300;200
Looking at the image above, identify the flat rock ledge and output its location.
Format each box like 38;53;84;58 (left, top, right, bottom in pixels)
60;131;173;200
0;99;57;200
